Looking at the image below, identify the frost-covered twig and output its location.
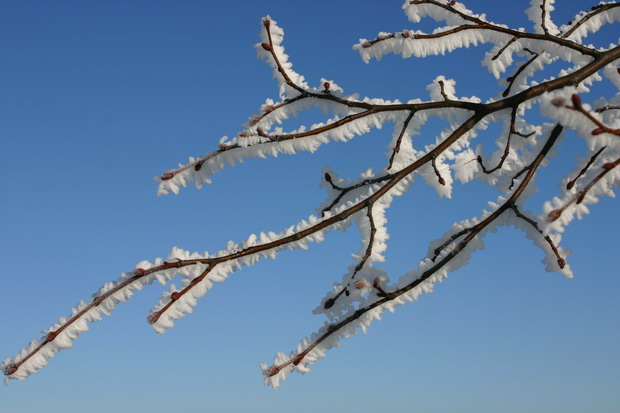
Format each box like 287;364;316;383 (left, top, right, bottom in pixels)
4;0;620;388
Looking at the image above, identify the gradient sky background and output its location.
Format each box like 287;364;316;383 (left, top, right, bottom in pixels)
1;1;618;412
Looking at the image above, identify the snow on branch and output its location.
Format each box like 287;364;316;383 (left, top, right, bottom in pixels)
3;0;620;388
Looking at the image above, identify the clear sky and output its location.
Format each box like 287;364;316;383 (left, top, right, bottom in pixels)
0;1;618;412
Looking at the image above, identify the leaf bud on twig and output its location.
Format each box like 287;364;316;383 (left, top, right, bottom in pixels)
547;209;562;222
4;364;18;375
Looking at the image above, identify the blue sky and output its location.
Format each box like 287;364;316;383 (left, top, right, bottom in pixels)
1;1;618;412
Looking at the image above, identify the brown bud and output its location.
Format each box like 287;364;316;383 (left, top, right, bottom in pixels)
133;268;146;276
4;363;18;376
264;105;275;113
393;145;400;153
566;181;575;190
263;18;270;29
323;82;330;90
362;41;372;48
373;278;382;287
602;162;616;170
591;128;605;135
576;193;585;204
402;31;410;38
161;171;174;181
171;292;181;301
449;0;456;5
557;258;566;269
147;313;160;325
571;93;582;108
268;366;280;377
292;355;304;366
261;43;272;52
47;331;58;342
438;177;446;185
194;162;202;172
617;67;620;76
250;117;259;126
547;209;562;222
218;143;229;150
354;281;366;289
323;297;336;309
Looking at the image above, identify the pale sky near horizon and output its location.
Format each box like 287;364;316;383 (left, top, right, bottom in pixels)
1;1;618;412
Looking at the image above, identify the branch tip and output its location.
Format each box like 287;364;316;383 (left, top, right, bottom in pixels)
4;364;18;376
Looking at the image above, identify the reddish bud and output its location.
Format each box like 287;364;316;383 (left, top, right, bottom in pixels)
373;278;382;287
402;31;410;38
261;43;272;52
566;181;575;190
557;258;566;269
171;292;181;301
133;268;146;276
47;331;58;342
250;117;259;126
551;97;566;107
438;177;446;186
147;313;160;325
323;82;330;90
571;93;582;108
264;105;275;113
617;67;620;76
602;162;616;170
449;0;456;5
238;131;249;137
161;171;174;181
268;366;280;377
354;281;366;289
362;41;372;48
263;18;270;29
547;209;562;222
292;355;304;366
218;143;229;150
4;364;18;375
194;162;202;172
576;193;585;204
393;145;400;153
591;128;605;135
